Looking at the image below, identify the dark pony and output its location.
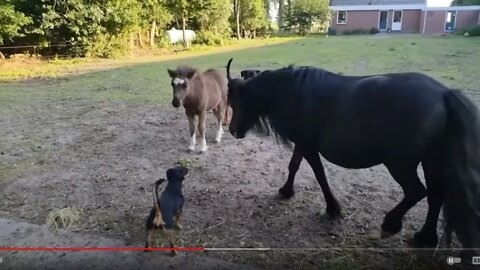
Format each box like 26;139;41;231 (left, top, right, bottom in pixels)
226;58;480;253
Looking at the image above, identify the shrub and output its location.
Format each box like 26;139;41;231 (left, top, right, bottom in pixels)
327;27;337;35
369;27;380;35
342;28;369;35
85;34;128;58
193;31;225;46
455;25;480;37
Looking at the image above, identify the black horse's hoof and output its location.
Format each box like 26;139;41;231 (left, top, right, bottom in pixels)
411;231;438;248
326;204;342;219
278;186;295;199
380;217;402;239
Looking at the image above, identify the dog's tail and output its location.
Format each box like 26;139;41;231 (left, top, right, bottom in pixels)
152;178;167;208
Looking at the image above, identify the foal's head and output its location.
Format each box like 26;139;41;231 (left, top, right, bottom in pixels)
226;58;266;139
167;67;198;108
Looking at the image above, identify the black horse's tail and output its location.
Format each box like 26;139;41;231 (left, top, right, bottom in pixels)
443;89;480;252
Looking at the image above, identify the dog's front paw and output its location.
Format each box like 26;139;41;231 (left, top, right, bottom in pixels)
170;250;177;257
175;223;182;230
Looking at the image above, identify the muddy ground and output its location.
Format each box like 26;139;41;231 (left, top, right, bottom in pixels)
2;86;480;269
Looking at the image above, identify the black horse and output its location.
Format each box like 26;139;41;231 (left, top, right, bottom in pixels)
226;58;480;252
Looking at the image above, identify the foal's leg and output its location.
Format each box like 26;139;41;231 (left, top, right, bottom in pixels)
279;145;303;199
412;159;444;248
213;107;224;143
198;111;207;152
303;151;342;218
187;113;196;152
381;162;426;238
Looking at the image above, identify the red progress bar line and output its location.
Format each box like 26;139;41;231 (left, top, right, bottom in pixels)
0;247;204;251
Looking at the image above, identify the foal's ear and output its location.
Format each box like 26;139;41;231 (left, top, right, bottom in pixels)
167;68;176;78
186;69;196;79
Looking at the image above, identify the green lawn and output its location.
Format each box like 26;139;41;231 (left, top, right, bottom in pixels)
1;35;479;110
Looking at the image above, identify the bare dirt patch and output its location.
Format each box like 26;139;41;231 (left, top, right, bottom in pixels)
1;91;478;269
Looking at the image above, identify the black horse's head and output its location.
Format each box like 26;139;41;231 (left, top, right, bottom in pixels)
226;58;267;139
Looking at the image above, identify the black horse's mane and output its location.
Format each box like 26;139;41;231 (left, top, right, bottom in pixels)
242;65;341;149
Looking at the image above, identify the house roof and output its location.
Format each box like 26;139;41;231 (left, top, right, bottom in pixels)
329;0;426;5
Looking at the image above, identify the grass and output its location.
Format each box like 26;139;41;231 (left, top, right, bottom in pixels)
0;35;479;111
45;207;84;231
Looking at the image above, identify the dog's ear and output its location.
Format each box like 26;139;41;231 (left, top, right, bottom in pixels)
240;71;247;79
254;70;261;74
167;68;176;78
167;166;189;181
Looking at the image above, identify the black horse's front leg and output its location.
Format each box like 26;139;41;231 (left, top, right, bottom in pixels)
303;151;342;218
279;145;303;199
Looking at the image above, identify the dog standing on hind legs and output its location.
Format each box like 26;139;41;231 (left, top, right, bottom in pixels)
145;166;189;256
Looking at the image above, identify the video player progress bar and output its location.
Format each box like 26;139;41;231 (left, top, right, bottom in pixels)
204;248;480;251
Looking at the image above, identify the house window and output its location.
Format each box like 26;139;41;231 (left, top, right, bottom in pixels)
337;11;347;24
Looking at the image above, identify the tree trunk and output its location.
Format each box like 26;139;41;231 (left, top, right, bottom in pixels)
182;15;187;47
138;30;144;48
150;20;157;48
278;0;284;30
234;0;241;39
129;32;135;49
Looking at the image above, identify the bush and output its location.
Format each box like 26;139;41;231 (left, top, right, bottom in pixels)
462;25;480;37
85;34;128;58
327;27;337;35
342;28;369;35
193;31;225;46
369;27;380;35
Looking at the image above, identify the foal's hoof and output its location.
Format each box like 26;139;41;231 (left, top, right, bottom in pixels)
278;187;295;199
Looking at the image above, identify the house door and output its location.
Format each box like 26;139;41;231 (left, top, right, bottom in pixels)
379;11;388;30
445;11;456;31
392;10;402;31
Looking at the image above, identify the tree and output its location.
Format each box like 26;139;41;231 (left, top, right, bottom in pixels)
166;0;201;47
141;0;172;48
284;0;328;35
0;0;31;45
233;0;241;39
194;0;230;37
239;0;269;38
451;0;480;5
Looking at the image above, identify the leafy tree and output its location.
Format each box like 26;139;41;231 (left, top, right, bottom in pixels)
0;0;31;45
166;0;201;47
239;0;269;38
451;0;480;5
141;0;172;48
284;0;328;35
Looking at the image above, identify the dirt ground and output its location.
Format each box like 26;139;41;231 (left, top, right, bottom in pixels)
2;84;480;269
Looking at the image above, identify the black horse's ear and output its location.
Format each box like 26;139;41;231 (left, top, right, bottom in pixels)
167;68;176;78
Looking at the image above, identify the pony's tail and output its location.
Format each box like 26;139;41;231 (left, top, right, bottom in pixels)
443;89;480;253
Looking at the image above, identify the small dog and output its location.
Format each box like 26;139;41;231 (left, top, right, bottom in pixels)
240;69;261;80
145;166;189;256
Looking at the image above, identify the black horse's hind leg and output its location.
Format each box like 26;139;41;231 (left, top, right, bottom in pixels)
413;159;444;248
303;151;342;218
381;162;427;238
279;145;303;199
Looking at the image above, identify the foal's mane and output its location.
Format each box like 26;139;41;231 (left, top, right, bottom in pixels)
174;66;199;78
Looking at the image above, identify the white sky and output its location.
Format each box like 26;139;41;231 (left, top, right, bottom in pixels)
427;0;453;7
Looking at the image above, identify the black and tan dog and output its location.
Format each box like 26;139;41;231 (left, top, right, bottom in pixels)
145;166;189;256
240;69;261;80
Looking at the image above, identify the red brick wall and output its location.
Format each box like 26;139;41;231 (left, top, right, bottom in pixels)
330;10;380;32
423;10;446;33
455;10;480;29
402;10;422;33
